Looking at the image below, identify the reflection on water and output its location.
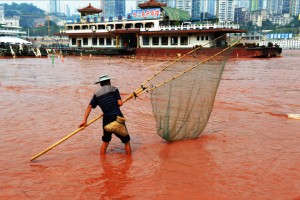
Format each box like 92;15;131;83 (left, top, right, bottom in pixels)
0;51;299;199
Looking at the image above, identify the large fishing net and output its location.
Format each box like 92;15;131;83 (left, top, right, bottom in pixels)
142;37;237;141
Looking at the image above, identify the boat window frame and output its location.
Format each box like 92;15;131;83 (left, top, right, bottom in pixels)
171;36;178;45
161;36;168;45
106;37;112;46
180;36;188;45
92;37;97;45
83;38;88;45
135;23;143;28
125;23;133;29
152;36;159;46
98;25;105;30
71;38;76;45
82;25;89;30
143;36;150;45
99;38;105;45
116;24;123;29
74;25;80;30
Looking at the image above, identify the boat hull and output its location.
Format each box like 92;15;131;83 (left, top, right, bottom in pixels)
135;46;282;59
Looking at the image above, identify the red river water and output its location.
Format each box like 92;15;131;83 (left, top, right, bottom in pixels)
0;50;299;200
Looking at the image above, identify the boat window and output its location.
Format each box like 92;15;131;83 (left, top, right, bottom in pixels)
197;36;200;41
107;24;114;30
135;23;143;28
116;24;123;29
67;26;73;30
152;37;159;45
113;38;116;45
82;25;88;30
107;38;112;45
162;37;168;45
143;37;149;45
98;25;105;30
92;38;97;45
206;36;209;40
72;38;76;45
171;36;178;45
145;23;154;28
83;38;88;45
125;24;133;29
74;26;80;30
99;38;105;45
180;36;188;45
201;36;204;40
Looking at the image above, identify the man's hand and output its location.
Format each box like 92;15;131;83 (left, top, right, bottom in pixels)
78;120;87;128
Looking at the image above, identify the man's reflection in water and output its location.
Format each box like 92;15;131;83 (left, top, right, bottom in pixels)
99;155;133;199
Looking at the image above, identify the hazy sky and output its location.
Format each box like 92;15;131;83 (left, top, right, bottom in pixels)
0;0;137;14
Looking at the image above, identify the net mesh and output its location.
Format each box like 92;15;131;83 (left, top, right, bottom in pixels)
147;43;235;141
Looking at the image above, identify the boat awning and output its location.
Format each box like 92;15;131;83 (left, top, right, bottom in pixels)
0;36;32;45
162;7;191;21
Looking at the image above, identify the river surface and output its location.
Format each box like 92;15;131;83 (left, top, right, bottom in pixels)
0;51;299;200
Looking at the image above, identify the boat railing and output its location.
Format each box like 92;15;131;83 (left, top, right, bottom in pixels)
61;22;240;33
157;23;240;31
0;29;27;35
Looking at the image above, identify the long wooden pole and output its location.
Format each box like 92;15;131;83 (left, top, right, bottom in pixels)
30;91;139;161
30;114;103;161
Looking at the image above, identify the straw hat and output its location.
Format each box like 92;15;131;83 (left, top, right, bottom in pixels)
95;74;113;84
104;116;128;136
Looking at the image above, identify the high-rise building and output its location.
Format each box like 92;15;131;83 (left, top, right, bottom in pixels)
234;7;247;25
102;0;125;17
0;5;4;22
282;0;290;14
290;0;300;16
174;0;192;15
235;0;250;9
192;0;216;19
267;0;283;14
49;0;57;14
216;0;235;22
250;0;263;11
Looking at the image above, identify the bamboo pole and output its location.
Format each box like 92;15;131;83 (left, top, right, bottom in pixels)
30;114;103;161
30;87;142;161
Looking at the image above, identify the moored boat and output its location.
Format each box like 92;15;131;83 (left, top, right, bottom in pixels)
0;21;48;57
55;0;282;59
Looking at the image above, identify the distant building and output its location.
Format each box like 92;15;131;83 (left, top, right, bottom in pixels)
0;5;4;22
269;13;293;25
102;0;126;17
0;5;20;27
216;0;235;23
192;0;216;19
49;0;58;14
235;0;250;9
290;0;300;16
282;0;290;14
234;7;247;25
248;9;268;27
267;0;283;15
66;4;70;17
250;0;263;11
173;0;192;15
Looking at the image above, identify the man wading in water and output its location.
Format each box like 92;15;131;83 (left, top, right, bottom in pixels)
79;74;132;156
